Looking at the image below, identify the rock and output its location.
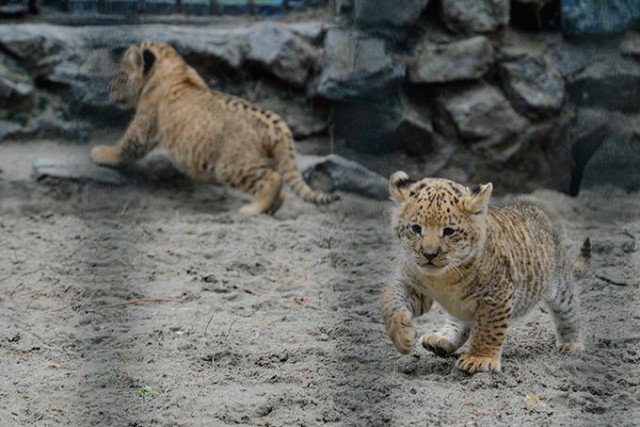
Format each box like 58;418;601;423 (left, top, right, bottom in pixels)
408;36;494;84
0;58;34;117
246;24;320;88
567;59;640;112
567;108;611;195
333;96;403;154
391;97;442;156
0;119;22;141
0;25;68;68
548;40;591;78
561;0;640;34
32;158;128;185
497;48;564;120
303;154;389;200
354;0;430;38
621;32;640;58
316;28;405;100
581;131;640;192
441;0;510;33
435;83;529;161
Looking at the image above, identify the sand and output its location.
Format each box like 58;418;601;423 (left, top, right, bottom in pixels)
1;140;639;426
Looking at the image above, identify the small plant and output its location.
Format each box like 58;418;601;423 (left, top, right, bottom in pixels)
134;386;158;402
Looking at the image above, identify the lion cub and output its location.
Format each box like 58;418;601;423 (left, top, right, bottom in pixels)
382;172;590;373
91;41;338;215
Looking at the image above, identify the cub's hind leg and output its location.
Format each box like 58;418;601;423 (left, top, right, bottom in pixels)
422;315;470;357
217;154;283;215
91;113;158;167
546;275;582;352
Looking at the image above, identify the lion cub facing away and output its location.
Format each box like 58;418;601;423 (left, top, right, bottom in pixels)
91;41;338;215
382;172;590;373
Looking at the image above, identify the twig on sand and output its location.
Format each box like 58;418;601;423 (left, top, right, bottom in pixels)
101;296;186;308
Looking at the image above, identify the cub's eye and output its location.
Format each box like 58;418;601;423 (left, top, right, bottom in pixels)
442;227;456;237
410;224;422;235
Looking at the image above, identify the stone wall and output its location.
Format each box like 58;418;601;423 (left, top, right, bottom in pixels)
1;0;639;194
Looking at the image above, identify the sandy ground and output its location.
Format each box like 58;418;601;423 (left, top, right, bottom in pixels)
1;140;639;427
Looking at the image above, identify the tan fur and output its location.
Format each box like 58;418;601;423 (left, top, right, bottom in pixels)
382;172;590;373
90;41;338;215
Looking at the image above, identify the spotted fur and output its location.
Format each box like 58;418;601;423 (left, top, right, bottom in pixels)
382;171;590;373
90;41;338;215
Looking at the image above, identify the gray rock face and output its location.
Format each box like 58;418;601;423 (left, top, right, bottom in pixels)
567;59;640;112
333;95;403;154
246;24;320;88
441;0;510;33
621;32;640;58
561;0;640;34
354;0;430;36
409;36;494;84
581;131;640;192
0;58;33;117
498;49;565;119
435;83;529;160
316;28;405;100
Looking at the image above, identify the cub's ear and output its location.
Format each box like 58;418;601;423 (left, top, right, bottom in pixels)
142;49;156;75
464;183;493;215
389;171;414;203
126;47;144;71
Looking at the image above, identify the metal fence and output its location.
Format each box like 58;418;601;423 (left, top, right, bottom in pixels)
60;0;320;15
0;0;324;17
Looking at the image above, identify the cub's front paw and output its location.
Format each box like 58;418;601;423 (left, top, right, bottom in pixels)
90;145;121;166
557;342;583;353
421;334;457;357
456;353;501;374
387;311;415;355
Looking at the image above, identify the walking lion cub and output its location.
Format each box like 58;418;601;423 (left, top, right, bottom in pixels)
382;172;590;373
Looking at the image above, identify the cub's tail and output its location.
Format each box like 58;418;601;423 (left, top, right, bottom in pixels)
574;237;591;278
273;126;339;205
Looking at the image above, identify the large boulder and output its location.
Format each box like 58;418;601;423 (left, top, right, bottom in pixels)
354;0;430;38
567;58;640;113
408;36;494;84
441;0;510;33
435;83;529;161
561;0;640;34
246;24;321;88
316;28;405;100
497;48;565;120
581;130;640;192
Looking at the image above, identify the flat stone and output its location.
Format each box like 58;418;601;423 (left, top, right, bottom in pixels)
32;158;128;185
409;36;494;84
303;154;389;200
441;0;510;34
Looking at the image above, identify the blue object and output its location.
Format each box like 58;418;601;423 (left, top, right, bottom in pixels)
561;0;640;34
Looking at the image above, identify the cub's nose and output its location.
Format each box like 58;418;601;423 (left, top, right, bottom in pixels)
422;250;440;261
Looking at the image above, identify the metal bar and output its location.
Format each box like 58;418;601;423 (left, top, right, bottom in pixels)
138;0;145;13
248;0;254;15
210;0;218;15
176;0;183;14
